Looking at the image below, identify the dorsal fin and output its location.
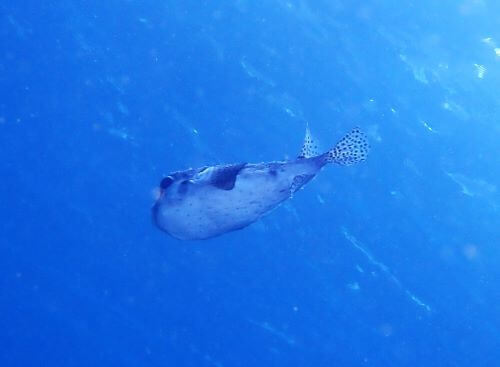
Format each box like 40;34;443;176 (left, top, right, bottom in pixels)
298;123;319;158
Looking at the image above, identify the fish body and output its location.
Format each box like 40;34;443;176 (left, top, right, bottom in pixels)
153;127;369;240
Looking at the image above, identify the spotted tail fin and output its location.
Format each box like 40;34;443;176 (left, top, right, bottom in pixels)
323;127;370;165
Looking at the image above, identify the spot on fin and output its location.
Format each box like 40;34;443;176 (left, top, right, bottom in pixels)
324;127;370;165
298;123;319;159
211;163;247;190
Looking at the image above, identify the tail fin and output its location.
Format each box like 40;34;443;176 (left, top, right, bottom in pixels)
323;127;370;165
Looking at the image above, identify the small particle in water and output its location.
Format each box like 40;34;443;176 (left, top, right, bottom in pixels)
364;98;378;112
379;323;393;337
117;101;129;115
421;120;436;133
390;190;403;199
474;63;486;79
347;282;360;291
481;37;493;45
463;244;479;260
284;107;296;117
192;128;199;134
108;127;129;140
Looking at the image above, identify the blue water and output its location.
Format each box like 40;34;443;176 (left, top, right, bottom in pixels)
1;1;499;366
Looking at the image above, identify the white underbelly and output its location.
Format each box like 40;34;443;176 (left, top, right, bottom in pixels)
158;175;291;240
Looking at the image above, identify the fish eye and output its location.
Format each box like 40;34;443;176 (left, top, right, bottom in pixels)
160;176;174;189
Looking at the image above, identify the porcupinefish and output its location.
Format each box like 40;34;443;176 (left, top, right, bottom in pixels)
152;126;369;240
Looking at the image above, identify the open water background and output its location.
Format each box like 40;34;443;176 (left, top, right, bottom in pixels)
1;1;499;366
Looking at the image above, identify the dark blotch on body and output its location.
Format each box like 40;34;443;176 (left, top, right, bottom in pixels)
211;163;247;190
160;176;174;189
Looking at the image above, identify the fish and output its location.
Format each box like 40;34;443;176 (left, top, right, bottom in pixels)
152;126;369;240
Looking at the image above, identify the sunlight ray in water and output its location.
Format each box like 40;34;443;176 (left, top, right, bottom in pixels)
341;227;432;312
247;319;296;346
